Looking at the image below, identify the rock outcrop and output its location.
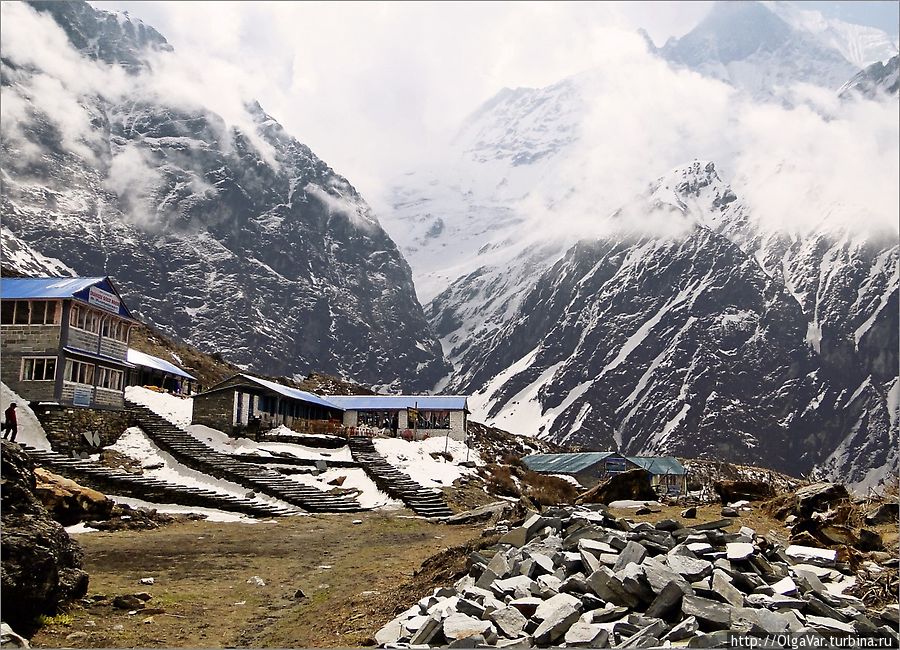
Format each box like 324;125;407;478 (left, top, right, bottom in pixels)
0;441;89;633
33;468;113;526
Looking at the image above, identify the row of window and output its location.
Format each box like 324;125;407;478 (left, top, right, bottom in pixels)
20;357;124;390
0;300;130;341
69;305;129;341
356;409;452;430
1;300;60;325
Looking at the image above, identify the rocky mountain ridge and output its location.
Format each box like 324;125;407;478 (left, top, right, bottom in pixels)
0;0;449;390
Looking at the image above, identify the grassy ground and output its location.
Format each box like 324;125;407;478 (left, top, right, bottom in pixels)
30;510;484;648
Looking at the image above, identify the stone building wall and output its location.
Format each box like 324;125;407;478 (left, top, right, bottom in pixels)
192;389;236;434
35;405;132;456
0;324;61;402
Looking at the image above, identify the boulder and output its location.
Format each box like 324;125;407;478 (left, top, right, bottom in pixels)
863;502;898;526
720;507;739;517
645;581;684;619
794;483;849;517
726;542;754;561
446;501;517;526
681;507;697;519
0;623;30;648
681;595;732;631
33;468;113;526
576;469;655;505
666;554;713;582
714;479;774;504
1;441;89;633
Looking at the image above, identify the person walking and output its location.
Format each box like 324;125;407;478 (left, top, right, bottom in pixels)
2;403;18;442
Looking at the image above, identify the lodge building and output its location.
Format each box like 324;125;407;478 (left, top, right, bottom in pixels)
0;277;137;410
192;374;470;440
522;451;688;494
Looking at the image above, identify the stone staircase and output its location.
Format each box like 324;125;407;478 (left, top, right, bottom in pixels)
125;400;364;513
348;437;453;518
22;446;297;518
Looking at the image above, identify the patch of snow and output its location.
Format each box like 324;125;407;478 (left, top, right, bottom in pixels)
126;386;193;428
374;436;482;489
0;381;52;449
106;494;261;523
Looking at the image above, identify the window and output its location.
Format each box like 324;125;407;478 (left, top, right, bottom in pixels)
100;318;130;341
69;305;101;333
64;359;95;385
97;367;123;391
409;409;451;430
21;357;57;381
0;300;60;325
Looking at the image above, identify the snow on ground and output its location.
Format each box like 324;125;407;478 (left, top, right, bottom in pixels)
65;523;100;534
286;468;403;510
265;425;345;442
608;500;660;509
106;495;261;523
0;381;51;449
126;386;193;428
374;436;482;489
184;424;351;462
106;427;297;512
549;473;584;488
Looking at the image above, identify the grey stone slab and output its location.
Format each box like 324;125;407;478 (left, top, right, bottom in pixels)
563;621;610;648
489;605;529;638
616;563;655;605
375;610;411;645
726;542;754;561
534;592;581;621
590;603;630;624
712;569;744;608
587;566;639;608
409;615;442;645
533;595;582;645
508;596;542;619
487;550;512;578
560;573;590;595
806;615;856;635
456;598;486;619
665;554;713;582
645;581;684;620
581;549;603;575
442;613;493;641
662;615;698;642
642;556;694;596
613;541;647;572
681;594;732;631
579;538;617;555
492;575;536;597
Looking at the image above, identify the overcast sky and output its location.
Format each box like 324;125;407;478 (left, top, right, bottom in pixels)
86;2;716;192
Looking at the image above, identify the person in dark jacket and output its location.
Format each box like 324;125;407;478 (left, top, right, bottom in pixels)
2;403;18;442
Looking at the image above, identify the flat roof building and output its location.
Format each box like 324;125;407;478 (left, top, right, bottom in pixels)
325;395;469;441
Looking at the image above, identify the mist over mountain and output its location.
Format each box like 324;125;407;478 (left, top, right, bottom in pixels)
381;1;899;488
0;0;449;390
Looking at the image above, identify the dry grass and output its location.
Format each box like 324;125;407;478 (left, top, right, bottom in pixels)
481;464;578;506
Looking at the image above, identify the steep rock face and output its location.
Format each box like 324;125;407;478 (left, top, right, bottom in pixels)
657;1;863;97
839;55;900;98
1;0;448;389
463;162;898;487
1;440;89;633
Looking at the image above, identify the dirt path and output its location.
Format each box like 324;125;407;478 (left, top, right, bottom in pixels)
31;510;484;648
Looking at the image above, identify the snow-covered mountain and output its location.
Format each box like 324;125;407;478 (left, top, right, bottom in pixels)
465;162;898;488
1;1;449;390
381;2;899;488
839;55;900;98
655;1;896;98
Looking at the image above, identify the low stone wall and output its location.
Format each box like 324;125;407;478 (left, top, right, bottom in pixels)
35;405;133;457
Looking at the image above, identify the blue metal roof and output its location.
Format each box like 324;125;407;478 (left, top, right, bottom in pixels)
240;375;342;411
0;276;135;320
626;456;687;475
324;395;469;411
127;349;196;381
522;452;616;474
1;277;104;299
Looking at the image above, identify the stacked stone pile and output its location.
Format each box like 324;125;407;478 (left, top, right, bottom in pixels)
375;506;899;648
